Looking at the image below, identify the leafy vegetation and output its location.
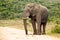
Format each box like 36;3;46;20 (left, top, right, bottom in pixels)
0;0;60;21
51;24;60;33
51;20;60;33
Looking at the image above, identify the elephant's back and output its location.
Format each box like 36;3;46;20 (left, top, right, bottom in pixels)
41;7;49;23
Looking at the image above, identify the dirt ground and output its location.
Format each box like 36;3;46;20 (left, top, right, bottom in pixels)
0;27;60;40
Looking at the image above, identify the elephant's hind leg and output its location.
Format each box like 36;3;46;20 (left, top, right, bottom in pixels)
42;23;46;35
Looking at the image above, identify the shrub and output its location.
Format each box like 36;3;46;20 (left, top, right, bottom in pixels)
51;25;60;33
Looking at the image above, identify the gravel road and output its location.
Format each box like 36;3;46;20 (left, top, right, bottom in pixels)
0;27;60;40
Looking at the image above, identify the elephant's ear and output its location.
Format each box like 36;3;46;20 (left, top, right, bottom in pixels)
31;6;38;16
22;9;30;19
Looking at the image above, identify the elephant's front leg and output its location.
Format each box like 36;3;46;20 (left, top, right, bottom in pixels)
36;20;41;35
36;15;41;35
31;19;37;35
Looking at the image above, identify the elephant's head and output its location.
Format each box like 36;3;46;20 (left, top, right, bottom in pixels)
23;3;37;18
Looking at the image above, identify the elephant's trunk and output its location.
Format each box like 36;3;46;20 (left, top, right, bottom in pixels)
23;19;28;35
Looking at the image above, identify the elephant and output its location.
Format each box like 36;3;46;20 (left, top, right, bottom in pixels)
22;3;49;35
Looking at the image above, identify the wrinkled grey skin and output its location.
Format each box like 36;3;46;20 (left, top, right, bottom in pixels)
23;3;49;35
